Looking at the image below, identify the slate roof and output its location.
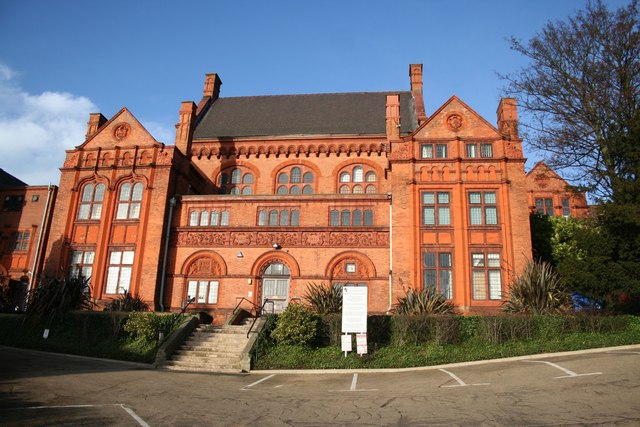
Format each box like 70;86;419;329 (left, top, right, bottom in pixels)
0;169;27;188
193;91;417;139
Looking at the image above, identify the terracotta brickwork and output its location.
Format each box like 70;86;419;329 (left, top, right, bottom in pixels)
0;180;57;308
525;161;589;218
40;64;537;318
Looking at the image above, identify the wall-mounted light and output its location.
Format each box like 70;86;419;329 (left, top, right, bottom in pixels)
272;243;281;250
236;252;244;258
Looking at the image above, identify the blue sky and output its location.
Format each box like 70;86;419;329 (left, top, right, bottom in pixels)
0;0;631;185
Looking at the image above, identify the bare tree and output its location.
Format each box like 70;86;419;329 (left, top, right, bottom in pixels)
502;0;639;202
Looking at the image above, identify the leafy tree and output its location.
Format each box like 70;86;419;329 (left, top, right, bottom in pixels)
502;0;639;202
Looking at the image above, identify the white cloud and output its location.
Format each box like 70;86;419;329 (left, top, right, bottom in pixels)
0;64;97;185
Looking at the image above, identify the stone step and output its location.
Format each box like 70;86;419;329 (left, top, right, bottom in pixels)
163;362;241;373
171;354;240;364
174;349;240;358
182;339;249;348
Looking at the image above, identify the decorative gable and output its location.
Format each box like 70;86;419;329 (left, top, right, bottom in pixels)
79;108;159;150
413;96;501;140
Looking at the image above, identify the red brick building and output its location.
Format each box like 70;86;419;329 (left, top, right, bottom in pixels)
0;169;57;310
525;161;590;218
41;64;545;320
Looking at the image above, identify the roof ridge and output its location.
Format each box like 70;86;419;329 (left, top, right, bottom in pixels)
216;91;411;100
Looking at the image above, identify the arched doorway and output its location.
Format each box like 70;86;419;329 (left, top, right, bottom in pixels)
261;262;290;313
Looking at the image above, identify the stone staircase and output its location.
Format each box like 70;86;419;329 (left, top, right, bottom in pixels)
162;320;256;373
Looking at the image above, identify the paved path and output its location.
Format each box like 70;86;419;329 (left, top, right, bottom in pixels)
1;344;639;426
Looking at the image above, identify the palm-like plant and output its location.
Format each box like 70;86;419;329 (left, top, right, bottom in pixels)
303;282;342;314
25;277;94;326
503;260;572;314
393;286;456;315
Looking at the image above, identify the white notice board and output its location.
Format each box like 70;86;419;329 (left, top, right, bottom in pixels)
341;285;368;333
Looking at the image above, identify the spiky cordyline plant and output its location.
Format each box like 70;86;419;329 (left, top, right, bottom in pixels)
303;282;342;314
393;286;456;315
25;277;94;326
503;260;572;314
106;290;149;312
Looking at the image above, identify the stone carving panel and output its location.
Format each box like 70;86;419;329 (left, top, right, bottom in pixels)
176;230;389;247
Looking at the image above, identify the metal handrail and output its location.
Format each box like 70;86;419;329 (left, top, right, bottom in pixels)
247;299;275;338
232;296;260;316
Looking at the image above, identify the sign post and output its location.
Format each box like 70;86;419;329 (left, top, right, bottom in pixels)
341;285;368;357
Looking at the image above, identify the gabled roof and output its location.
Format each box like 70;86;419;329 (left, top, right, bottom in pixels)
526;161;565;180
412;95;501;138
193;92;417;139
0;169;27;188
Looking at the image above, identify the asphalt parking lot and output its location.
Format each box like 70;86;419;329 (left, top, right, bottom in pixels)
1;344;639;426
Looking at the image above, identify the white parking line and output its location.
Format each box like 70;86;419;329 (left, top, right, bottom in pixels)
241;374;276;390
524;360;602;378
0;404;149;426
121;404;150;427
330;374;378;392
439;368;490;387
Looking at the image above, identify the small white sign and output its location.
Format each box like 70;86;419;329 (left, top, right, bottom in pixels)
341;334;352;352
43;329;49;339
356;333;368;354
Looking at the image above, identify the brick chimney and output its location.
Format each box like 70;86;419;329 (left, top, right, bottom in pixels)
197;73;222;114
85;113;107;139
409;64;427;124
497;98;519;139
386;94;401;141
174;102;197;156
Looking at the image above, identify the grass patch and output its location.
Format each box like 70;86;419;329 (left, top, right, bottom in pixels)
0;311;184;363
253;314;640;369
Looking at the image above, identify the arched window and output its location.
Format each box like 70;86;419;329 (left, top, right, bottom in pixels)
330;210;339;226
274;165;315;194
353;167;364;182
353;209;363;226
77;183;106;220
336;165;378;193
200;211;210;226
116;182;143;220
189;210;199;226
280;210;289;226
269;209;279;226
291;167;302;183
219;167;255;195
341;209;351;226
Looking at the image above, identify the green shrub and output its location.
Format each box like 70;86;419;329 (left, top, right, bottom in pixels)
105;291;149;312
271;304;318;346
503;260;572;314
393;286;456;315
477;315;536;344
391;314;460;346
124;312;181;343
304;282;342;314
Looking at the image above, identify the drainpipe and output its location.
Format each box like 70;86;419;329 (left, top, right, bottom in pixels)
159;196;178;312
29;184;55;292
387;192;393;313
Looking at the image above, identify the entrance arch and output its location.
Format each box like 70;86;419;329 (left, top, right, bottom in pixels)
261;262;290;313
